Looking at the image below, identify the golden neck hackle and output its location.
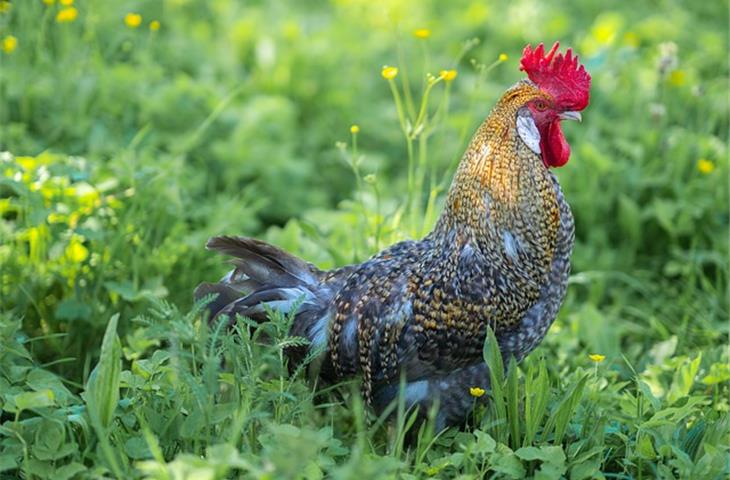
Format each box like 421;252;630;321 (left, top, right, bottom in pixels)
434;81;560;265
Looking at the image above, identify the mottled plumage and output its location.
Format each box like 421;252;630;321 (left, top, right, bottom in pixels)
196;43;590;428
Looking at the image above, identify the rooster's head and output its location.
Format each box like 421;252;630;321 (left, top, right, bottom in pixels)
520;42;591;168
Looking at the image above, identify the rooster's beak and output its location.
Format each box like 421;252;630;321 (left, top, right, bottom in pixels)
559;111;582;122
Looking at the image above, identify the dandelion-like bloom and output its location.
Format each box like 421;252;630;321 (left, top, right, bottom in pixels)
60;0;74;5
125;13;142;28
439;69;458;81
381;66;398;80
0;1;11;13
413;28;431;39
499;53;508;62
56;7;78;23
588;354;605;363
1;35;17;54
697;159;714;174
469;386;486;398
350;124;360;134
149;20;161;31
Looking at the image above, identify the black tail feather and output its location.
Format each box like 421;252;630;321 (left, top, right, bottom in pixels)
196;235;337;377
206;236;322;288
197;236;327;326
193;282;244;320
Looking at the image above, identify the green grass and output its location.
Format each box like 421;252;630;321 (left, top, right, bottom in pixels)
1;0;728;478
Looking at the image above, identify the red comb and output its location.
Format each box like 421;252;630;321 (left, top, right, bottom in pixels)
520;42;591;111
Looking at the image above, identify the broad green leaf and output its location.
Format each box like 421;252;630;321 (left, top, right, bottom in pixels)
667;354;702;405
570;457;603;480
701;362;730;385
25;368;74;405
490;445;526;479
0;454;17;473
56;462;87;480
32;420;65;460
474;430;496;454
180;410;205;439
84;314;121;430
124;436;153;460
13;389;55;412
33;441;77;461
26;459;54;477
536;467;566;480
515;446;549;461
636;434;657;460
515;445;567;479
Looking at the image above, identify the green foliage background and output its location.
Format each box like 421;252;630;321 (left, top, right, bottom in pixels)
0;0;728;478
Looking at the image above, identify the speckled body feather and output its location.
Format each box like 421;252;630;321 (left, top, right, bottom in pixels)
198;80;577;428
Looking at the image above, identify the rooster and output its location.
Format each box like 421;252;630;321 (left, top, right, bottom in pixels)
196;42;591;428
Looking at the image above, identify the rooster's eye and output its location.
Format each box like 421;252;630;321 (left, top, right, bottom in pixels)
534;101;548;111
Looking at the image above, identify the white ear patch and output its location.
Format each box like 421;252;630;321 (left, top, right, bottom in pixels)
516;113;541;155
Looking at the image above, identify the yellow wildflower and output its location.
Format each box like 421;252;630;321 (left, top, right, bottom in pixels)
469;386;486;398
56;7;78;23
592;13;622;46
2;35;17;54
499;53;508;62
350;124;360;134
149;20;161;31
47;212;67;224
42;0;55;5
65;235;89;263
697;159;714;174
75;184;101;211
413;28;431;39
589;354;606;363
439;69;458;81
0;1;11;13
68;212;79;229
60;0;74;5
16;156;37;171
125;13;142;28
27;226;46;262
381;65;398;80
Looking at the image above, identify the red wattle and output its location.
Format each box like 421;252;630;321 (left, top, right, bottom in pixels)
540;121;571;168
